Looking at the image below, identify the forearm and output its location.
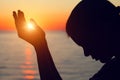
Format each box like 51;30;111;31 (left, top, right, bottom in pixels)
34;38;62;80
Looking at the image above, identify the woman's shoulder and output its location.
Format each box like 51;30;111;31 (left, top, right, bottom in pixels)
90;57;120;80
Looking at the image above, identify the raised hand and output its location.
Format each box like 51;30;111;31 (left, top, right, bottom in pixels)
13;10;45;46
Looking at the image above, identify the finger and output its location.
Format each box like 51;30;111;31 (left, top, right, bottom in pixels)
30;18;38;26
13;11;19;29
30;19;45;35
30;19;41;30
13;11;17;21
18;10;26;22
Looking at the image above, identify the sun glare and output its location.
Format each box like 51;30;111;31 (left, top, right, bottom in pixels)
26;22;35;31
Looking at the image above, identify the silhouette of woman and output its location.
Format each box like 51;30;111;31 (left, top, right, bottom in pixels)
13;0;120;80
66;0;120;79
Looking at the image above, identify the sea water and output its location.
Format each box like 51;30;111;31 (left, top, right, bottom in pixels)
0;31;103;80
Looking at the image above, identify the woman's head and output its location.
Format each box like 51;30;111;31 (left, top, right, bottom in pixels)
66;19;113;63
66;0;115;63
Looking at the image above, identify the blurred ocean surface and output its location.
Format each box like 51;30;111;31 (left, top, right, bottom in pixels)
0;31;103;80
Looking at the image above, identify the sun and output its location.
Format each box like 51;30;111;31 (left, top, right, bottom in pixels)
26;22;35;31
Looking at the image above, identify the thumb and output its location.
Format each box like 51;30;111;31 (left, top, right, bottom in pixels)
30;18;38;26
30;18;43;31
30;19;45;35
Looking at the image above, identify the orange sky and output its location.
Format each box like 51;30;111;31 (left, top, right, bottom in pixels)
0;0;119;31
0;0;80;31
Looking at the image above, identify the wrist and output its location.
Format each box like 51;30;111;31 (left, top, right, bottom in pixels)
34;37;47;49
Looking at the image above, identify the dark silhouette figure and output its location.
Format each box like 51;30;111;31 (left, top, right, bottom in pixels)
66;0;120;80
13;0;120;80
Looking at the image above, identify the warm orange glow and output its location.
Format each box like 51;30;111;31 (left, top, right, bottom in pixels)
0;9;67;31
25;61;32;65
23;70;36;74
0;16;16;31
25;47;32;54
25;47;32;61
0;0;87;31
20;47;37;80
0;0;118;31
24;75;35;80
39;13;67;30
26;22;35;31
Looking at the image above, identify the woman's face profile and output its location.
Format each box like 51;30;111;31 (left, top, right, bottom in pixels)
71;36;113;63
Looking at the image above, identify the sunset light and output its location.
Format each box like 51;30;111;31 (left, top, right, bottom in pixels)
26;22;35;31
20;47;37;80
0;0;119;31
0;0;81;31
